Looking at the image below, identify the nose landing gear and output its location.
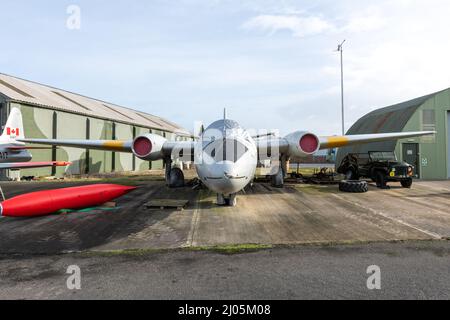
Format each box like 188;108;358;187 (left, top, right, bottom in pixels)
217;193;237;207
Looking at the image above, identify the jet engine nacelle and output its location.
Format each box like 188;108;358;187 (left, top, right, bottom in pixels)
132;133;167;161
284;131;320;158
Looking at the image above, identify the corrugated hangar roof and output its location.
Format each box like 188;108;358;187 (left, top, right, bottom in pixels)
346;92;440;135
0;73;191;136
336;89;446;165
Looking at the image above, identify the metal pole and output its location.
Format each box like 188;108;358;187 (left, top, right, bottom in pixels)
338;40;346;136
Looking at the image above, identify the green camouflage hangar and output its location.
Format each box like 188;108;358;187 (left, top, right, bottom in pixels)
0;73;192;178
337;88;450;180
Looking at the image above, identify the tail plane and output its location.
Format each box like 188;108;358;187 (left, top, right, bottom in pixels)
1;108;24;141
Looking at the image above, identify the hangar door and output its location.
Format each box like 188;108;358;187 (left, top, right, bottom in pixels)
403;143;419;178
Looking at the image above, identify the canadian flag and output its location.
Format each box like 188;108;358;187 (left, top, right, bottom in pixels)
6;127;19;137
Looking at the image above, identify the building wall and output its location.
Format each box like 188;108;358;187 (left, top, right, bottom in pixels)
0;98;8;131
114;122;134;172
2;103;183;177
89;117;113;174
17;104;54;177
395;89;450;180
55;110;88;176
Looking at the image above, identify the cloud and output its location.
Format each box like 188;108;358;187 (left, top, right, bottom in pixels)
5;0;450;136
242;7;387;38
341;6;386;33
238;1;450;135
242;14;334;37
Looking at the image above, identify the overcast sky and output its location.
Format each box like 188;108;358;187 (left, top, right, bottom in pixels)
1;0;450;136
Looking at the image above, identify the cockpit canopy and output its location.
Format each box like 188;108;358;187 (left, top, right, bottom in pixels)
205;119;242;131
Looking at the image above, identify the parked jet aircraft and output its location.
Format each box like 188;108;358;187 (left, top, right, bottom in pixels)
0;108;70;171
20;111;434;206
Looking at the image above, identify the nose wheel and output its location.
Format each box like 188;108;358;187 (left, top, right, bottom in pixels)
217;193;237;207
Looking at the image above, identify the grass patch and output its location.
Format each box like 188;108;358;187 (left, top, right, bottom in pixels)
44;239;449;260
80;248;168;258
190;244;273;254
82;244;274;258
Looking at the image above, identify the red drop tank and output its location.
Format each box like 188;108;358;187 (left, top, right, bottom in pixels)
0;184;136;217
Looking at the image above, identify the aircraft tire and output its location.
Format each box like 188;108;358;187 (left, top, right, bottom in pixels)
226;194;237;207
271;170;284;188
168;167;185;188
217;194;226;205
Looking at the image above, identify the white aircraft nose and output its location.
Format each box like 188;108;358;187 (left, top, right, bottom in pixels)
221;162;238;177
202;161;249;195
211;178;246;195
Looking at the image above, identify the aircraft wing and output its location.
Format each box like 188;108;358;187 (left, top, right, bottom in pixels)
20;131;435;159
256;138;289;155
0;161;71;170
19;139;133;153
319;131;436;150
256;130;435;160
6;146;55;151
20;137;195;160
162;141;196;157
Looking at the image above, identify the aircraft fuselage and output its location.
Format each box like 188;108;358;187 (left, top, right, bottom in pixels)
195;119;257;196
0;147;32;163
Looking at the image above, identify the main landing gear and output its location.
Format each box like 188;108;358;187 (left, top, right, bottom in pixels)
165;159;185;188
270;155;288;188
217;193;237;207
271;169;284;188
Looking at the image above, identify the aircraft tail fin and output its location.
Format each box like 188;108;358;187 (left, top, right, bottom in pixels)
1;108;25;141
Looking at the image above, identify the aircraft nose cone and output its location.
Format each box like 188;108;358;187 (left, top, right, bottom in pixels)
211;162;248;195
197;160;253;196
211;179;243;195
221;162;238;177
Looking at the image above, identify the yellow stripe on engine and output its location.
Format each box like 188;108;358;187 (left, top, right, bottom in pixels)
323;136;350;148
102;140;127;151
